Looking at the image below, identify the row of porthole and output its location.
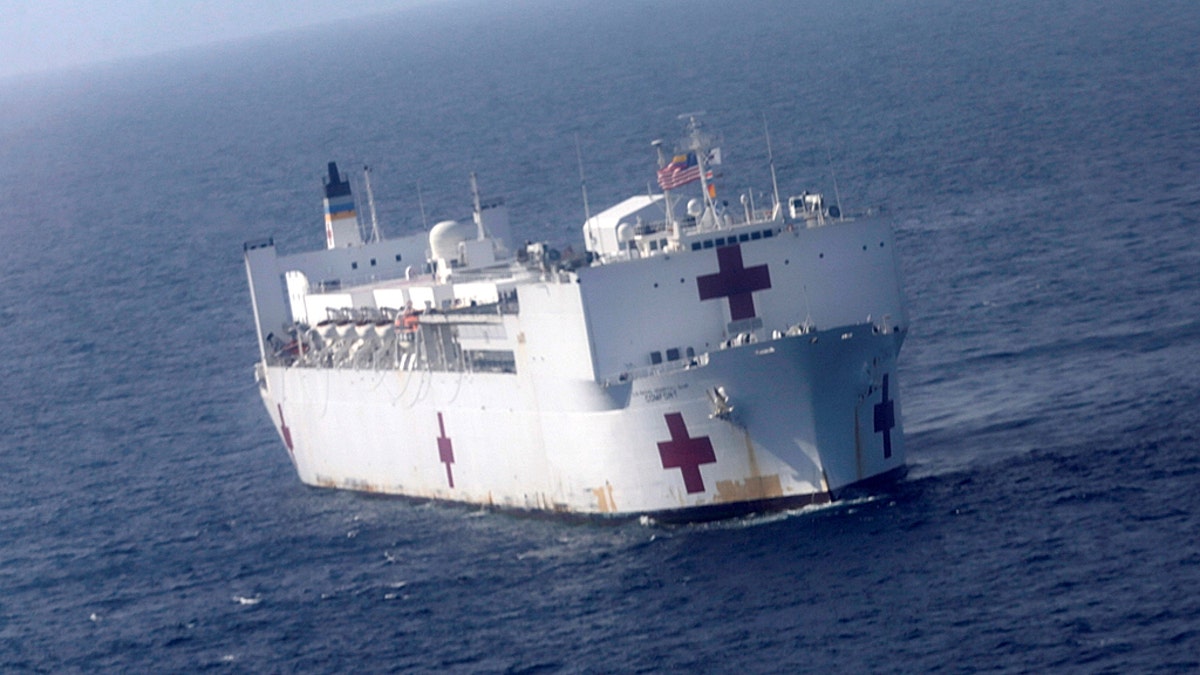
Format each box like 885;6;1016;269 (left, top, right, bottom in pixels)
817;241;887;259
648;240;886;287
349;253;405;271
688;228;776;251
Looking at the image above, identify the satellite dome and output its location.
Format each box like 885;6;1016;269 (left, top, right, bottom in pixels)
429;220;476;260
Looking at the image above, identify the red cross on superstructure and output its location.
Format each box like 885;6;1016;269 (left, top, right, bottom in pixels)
657;413;717;494
696;244;772;321
436;412;456;488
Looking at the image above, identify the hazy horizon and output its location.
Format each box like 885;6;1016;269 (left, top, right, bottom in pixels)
0;0;446;81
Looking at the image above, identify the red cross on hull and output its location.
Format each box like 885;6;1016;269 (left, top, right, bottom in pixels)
873;375;896;459
437;412;455;488
696;244;771;321
277;404;294;458
657;413;717;494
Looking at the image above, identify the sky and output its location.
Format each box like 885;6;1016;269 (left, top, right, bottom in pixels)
0;0;439;80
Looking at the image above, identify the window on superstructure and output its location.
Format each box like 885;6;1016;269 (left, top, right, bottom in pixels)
351;262;358;270
370;258;377;266
395;254;402;262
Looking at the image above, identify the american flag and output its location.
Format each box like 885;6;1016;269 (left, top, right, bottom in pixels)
657;153;701;190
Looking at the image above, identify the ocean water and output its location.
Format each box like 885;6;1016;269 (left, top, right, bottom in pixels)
2;0;1199;671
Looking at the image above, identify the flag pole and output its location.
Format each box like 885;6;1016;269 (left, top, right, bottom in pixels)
652;138;675;231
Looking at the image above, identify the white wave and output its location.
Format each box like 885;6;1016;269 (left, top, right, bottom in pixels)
638;494;887;531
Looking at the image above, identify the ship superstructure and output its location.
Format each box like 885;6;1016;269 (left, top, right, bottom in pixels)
245;119;908;520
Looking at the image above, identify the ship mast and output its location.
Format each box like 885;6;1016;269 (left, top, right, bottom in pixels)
763;115;782;220
469;172;485;240
576;134;595;241
363;165;381;243
416;180;429;231
681;113;717;218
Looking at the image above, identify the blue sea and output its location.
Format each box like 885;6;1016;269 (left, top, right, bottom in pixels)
3;0;1199;671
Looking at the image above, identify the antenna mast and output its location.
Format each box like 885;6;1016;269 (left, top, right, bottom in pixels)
363;165;381;242
575;134;593;230
763;115;782;220
416;181;429;231
469;172;485;240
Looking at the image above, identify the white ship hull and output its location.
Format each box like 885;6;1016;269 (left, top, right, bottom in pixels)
259;322;903;520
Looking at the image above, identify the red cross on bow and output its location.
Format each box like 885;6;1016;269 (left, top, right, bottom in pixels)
657;413;717;494
277;404;294;457
873;374;896;459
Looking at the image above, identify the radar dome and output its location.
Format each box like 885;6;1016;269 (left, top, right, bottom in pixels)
429;220;476;261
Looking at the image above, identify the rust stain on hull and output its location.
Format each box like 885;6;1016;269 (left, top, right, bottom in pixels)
712;428;784;503
714;474;784;502
591;481;617;513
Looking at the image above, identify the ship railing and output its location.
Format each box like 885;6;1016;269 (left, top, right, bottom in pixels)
631;206;783;242
310;268;422;294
